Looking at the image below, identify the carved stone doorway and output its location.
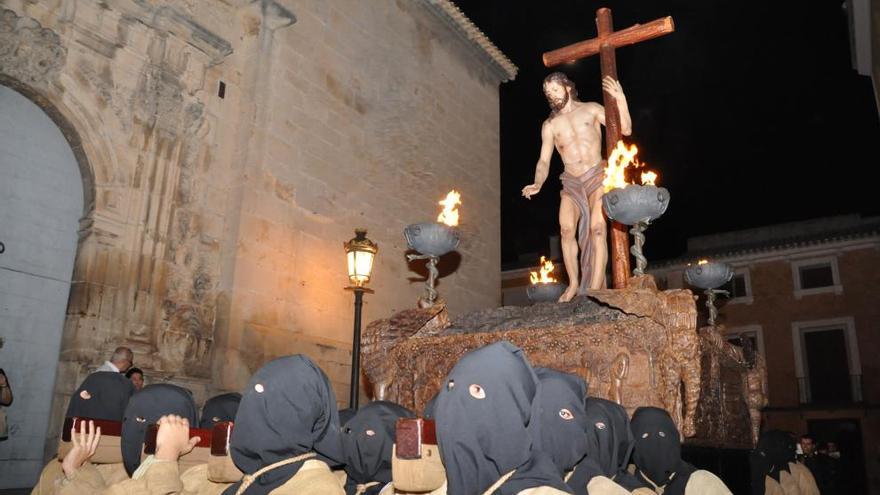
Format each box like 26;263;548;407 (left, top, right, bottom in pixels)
0;85;84;488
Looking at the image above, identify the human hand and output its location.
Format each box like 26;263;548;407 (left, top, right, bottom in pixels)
602;76;624;99
62;420;101;478
154;415;200;462
522;184;541;199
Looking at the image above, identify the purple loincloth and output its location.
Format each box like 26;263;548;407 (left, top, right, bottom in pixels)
560;163;606;294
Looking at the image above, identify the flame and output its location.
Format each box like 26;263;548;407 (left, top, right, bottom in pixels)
602;140;659;192
698;259;709;265
437;190;461;226
529;256;557;285
603;141;639;192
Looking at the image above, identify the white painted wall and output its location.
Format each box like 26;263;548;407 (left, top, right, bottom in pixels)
0;85;83;488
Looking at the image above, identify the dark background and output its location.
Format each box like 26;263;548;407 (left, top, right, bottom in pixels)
453;0;880;266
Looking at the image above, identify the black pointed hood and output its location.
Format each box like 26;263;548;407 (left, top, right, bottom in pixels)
433;341;570;495
341;401;415;494
121;383;197;476
223;355;343;495
199;392;241;429
66;371;135;421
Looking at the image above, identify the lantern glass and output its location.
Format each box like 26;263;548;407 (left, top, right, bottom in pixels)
344;229;377;287
347;249;375;286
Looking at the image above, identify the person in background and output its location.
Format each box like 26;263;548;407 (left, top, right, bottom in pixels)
798;435;815;459
0;368;12;406
0;368;12;441
96;347;134;374
125;368;145;392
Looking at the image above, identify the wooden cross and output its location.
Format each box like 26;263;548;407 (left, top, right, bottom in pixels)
543;8;674;290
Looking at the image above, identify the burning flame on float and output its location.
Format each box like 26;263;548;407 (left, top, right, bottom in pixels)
437;190;461;227
529;256;557;285
602;141;660;192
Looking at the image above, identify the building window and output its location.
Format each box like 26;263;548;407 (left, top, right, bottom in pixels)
724;324;765;356
791;256;842;298
791;317;862;404
799;264;834;289
720;268;753;304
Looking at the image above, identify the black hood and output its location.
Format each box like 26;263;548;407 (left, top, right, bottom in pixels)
224;355;343;495
630;407;695;495
199;392;241;429
433;341;570;495
121;383;197;476
66;371;135;421
341;401;415;494
533;368;590;473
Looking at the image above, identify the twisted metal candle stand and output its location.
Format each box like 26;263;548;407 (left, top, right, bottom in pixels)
705;288;729;326
630;221;649;276
407;253;440;307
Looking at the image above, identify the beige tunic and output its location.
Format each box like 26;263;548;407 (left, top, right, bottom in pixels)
179;464;230;495
683;471;732;495
32;459;128;495
58;458;343;495
788;462;820;495
59;459;188;495
629;470;732;495
378;479;572;495
762;476;785;495
778;470;800;495
583;476;634;495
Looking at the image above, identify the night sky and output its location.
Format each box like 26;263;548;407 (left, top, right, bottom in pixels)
454;0;880;267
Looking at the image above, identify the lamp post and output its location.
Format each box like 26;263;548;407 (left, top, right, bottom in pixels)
344;228;377;409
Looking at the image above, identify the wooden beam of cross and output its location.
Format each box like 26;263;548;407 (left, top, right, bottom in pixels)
543;8;674;290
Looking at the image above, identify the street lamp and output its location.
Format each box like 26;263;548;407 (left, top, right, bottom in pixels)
344;228;377;409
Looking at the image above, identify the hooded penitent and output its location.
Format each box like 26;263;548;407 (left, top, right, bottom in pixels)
532;368;590;475
630;407;696;495
757;430;796;481
566;398;641;494
223;355;344;495
432;341;570;495
66;371;135;421
121;383;198;476
199;392;242;429
341;401;415;495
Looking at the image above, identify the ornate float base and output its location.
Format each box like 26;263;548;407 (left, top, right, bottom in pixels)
362;275;763;448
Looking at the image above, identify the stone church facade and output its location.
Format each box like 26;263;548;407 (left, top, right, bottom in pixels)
0;0;514;486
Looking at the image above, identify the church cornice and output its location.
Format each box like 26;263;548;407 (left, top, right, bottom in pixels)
418;0;518;82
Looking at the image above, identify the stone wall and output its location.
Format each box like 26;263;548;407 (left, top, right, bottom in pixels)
0;0;509;473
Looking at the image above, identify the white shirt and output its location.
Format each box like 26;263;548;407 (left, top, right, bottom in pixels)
95;361;120;373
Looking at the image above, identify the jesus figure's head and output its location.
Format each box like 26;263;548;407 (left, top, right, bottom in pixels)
543;72;578;115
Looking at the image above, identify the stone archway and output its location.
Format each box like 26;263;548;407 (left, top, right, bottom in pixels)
0;84;86;488
0;9;236;483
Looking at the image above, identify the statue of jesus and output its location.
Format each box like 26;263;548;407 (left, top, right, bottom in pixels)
522;72;631;302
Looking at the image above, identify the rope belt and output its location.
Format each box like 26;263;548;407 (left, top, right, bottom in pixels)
235;452;317;495
482;469;517;495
